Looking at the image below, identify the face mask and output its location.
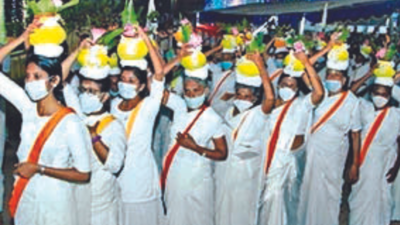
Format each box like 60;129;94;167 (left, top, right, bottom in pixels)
109;89;119;98
317;57;325;64
274;59;284;68
372;95;389;108
325;80;343;93
118;82;138;100
279;87;296;101
184;94;206;109
25;79;51;101
79;92;103;114
220;61;233;70
233;99;253;113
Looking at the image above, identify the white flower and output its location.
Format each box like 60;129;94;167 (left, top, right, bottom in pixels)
52;0;63;8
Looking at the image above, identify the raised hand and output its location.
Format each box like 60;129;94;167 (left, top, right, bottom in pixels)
294;51;310;65
178;43;194;59
328;32;340;47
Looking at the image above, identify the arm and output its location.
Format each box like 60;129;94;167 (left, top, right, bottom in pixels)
247;52;275;114
162;44;192;76
263;37;275;60
309;32;339;65
386;136;400;183
204;45;222;57
295;52;325;105
348;131;361;184
88;121;126;173
14;163;90;183
350;67;374;94
0;21;39;64
176;133;228;161
61;39;93;82
138;26;163;81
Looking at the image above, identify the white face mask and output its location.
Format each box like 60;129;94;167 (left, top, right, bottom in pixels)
279;87;296;102
79;92;103;114
372;95;389;108
25;79;51;101
184;94;206;109
233;99;253;113
325;80;343;93
118;82;138;100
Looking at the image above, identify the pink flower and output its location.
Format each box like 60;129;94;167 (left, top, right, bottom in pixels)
376;48;387;59
52;0;63;7
181;19;190;25
91;27;107;42
294;41;305;53
123;24;137;37
188;33;203;48
317;32;325;39
231;27;239;36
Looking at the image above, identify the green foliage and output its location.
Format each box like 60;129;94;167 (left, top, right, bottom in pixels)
335;26;350;42
182;24;192;43
246;33;265;53
285;35;315;51
121;0;144;26
26;0;79;15
96;28;124;49
383;44;397;61
60;0;123;33
147;11;160;22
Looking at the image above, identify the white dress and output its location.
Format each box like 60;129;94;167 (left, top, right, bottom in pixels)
63;84;126;225
258;95;314;225
111;79;164;225
392;174;400;221
0;72;92;225
216;105;268;225
164;93;225;225
0;97;5;212
298;91;361;225
349;100;400;225
209;68;236;118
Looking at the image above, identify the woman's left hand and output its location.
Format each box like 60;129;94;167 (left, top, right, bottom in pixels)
14;162;39;179
176;132;199;152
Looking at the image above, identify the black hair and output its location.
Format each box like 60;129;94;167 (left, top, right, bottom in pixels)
278;73;311;95
235;83;262;104
121;66;149;98
77;75;111;93
26;54;65;104
183;76;208;87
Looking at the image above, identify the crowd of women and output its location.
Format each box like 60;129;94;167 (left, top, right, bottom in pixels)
1;1;400;225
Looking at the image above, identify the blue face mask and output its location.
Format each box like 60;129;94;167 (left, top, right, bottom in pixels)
317;57;326;64
274;59;284;68
220;61;233;70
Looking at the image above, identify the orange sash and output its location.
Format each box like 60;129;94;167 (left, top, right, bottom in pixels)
359;107;390;166
96;115;116;134
9;107;74;218
232;111;251;141
160;105;208;192
208;70;233;104
310;91;349;134
125;101;143;138
264;99;295;174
